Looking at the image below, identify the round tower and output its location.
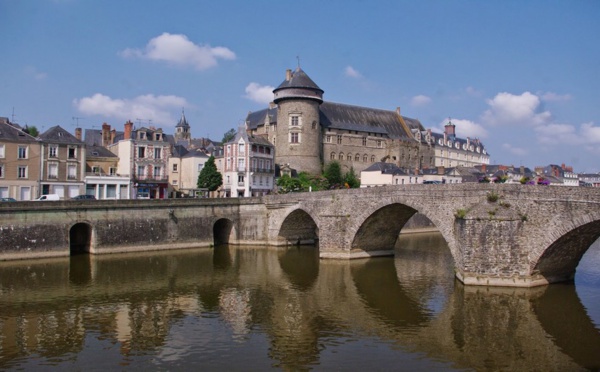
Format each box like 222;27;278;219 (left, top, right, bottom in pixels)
273;67;323;175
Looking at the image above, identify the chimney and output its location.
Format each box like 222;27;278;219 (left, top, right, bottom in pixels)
268;102;276;109
481;164;487;173
396;107;401;116
285;69;292;81
520;165;525;175
110;129;116;144
102;123;111;146
124;120;133;140
74;127;82;141
437;166;445;175
444;120;456;138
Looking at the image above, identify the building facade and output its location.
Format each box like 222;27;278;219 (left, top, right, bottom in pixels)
0;118;41;200
38;125;86;199
430;121;490;168
222;126;275;197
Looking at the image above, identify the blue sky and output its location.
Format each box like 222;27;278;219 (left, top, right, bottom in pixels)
1;0;599;172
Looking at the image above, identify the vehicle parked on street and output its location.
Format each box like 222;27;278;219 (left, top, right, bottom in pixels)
35;194;60;201
71;195;96;200
0;197;17;202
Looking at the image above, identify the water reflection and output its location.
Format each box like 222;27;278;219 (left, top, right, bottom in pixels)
0;235;598;371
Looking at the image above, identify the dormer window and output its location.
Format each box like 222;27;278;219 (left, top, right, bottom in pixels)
139;132;145;140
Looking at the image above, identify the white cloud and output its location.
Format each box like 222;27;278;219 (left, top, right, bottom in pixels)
502;143;528;156
344;66;362;78
73;93;188;126
534;123;580;145
244;83;274;104
465;86;482;97
410;95;432;107
24;66;47;80
438;118;488;139
579;122;600;144
541;92;572;102
482;91;551;126
120;33;236;70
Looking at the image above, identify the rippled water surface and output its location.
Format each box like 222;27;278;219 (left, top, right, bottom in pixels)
0;234;599;371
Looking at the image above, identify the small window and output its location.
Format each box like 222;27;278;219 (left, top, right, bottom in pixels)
138;147;146;158
0;144;5;158
153;166;161;178
18;165;28;179
18;146;27;159
377;140;382;148
92;166;100;174
330;152;336;160
371;155;375;162
326;135;332;143
363;154;368;162
290;132;299;143
339;152;344;160
154;148;161;159
68;147;77;159
109;167;116;175
68;164;77;179
173;164;178;172
337;135;342;144
0;164;3;178
355;154;360;161
347;153;352;161
49;146;58;158
362;137;367;146
291;116;299;126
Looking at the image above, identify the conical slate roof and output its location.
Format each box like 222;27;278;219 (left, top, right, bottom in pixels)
176;110;190;128
274;67;323;93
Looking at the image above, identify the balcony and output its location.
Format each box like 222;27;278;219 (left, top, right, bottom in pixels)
250;167;274;174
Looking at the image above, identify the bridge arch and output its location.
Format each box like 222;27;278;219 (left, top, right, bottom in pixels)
347;198;459;262
277;208;319;245
69;222;93;255
213;218;236;246
532;218;600;283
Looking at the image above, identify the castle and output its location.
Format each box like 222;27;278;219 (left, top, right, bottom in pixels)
245;67;489;176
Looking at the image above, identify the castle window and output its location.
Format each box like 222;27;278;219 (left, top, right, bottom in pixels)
326;135;332;143
377;140;382;148
337;135;342;144
371;155;375;162
363;154;368;162
339;153;344;160
347;153;352;161
290;116;299;126
290;132;299;143
312;121;316;129
355;154;360;161
330;152;336;160
362;137;367;146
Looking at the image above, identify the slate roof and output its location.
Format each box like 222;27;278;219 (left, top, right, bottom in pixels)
39;125;82;144
245;101;423;140
362;162;408;175
171;144;189;157
183;148;209;159
430;131;488;156
86;145;117;158
273;67;323;94
0;120;38;143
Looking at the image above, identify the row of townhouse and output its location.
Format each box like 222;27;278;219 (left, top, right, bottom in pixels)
0;118;85;200
0;115;217;200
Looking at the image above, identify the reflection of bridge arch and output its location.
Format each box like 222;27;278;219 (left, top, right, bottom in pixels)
213;218;236;246
277;208;319;245
69;222;92;255
532;219;600;283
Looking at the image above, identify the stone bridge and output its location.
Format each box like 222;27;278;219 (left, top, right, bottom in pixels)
264;183;600;287
1;184;599;287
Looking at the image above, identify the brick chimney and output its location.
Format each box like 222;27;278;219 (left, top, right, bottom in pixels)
437;166;445;175
102;123;111;146
444;120;456;138
285;69;292;81
110;129;116;144
124;120;133;140
74;127;82;141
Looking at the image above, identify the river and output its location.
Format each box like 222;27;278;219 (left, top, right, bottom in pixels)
0;233;598;371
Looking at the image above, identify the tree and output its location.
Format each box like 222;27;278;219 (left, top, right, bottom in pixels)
23;125;39;137
221;128;236;144
197;156;222;192
343;167;360;188
323;161;343;188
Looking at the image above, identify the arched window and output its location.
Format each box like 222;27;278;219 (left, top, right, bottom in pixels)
339;152;344;160
363;154;368;162
330;152;336;160
371;155;375;162
355;154;360;161
347;153;352;161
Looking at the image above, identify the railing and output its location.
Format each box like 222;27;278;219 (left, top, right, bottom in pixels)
250;167;275;173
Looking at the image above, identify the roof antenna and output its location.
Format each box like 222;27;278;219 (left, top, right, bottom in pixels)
296;55;300;69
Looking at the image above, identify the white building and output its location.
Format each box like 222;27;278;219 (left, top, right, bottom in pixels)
222;127;275;197
168;146;209;197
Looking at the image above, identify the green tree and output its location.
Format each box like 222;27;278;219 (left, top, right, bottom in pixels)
23;125;39;137
221;128;236;144
343;167;360;188
276;174;303;193
323;161;343;188
197;156;222;192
